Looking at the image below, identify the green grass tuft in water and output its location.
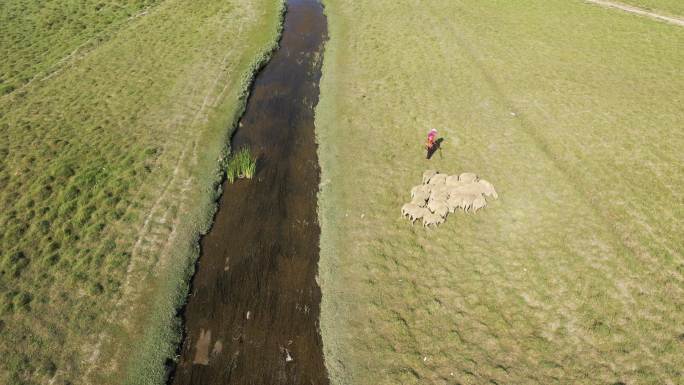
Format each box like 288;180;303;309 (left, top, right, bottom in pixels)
226;147;257;183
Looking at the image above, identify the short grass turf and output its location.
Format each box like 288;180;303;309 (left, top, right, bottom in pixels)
316;0;683;384
0;0;159;96
0;0;283;384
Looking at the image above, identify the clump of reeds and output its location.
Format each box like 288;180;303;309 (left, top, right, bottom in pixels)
226;147;257;183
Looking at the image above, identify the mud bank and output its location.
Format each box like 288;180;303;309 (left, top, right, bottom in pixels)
169;0;329;384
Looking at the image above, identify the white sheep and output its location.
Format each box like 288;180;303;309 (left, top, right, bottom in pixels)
428;173;447;185
411;171;497;222
422;170;437;184
451;192;481;212
422;211;444;228
427;199;449;218
458;172;478;183
401;203;428;223
411;184;431;198
430;188;449;202
447;193;471;212
477;179;498;199
429;184;449;200
411;206;429;222
449;182;486;197
446;195;462;213
470;195;487;212
446;175;465;187
463;193;482;212
410;194;428;207
401;203;415;218
431;183;448;194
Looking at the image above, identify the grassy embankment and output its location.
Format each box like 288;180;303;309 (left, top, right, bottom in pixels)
0;0;283;384
617;0;684;16
316;1;683;384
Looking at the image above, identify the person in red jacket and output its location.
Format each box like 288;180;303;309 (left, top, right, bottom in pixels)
426;128;438;159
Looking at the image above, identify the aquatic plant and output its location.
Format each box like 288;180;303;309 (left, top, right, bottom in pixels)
226;147;257;182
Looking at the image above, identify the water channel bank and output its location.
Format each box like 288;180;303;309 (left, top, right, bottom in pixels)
170;1;329;383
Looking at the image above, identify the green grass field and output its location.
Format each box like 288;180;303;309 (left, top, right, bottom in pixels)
316;1;683;384
0;0;282;384
0;0;160;96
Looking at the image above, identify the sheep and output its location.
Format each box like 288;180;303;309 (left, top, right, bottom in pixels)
448;192;480;212
463;194;482;212
458;172;478;183
447;193;472;212
446;195;462;213
428;173;447;185
446;175;466;187
401;203;416;218
470;195;487;212
422;211;444;228
416;191;431;203
422;170;437;184
401;203;428;223
427;199;449;218
410;194;428;207
427;198;445;211
431;183;448;194
430;188;449;202
436;204;449;218
408;171;496;223
449;182;485;197
411;184;431;199
410;206;429;222
429;183;449;200
477;179;498;199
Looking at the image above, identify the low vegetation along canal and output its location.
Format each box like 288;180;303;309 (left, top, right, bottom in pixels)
171;1;329;384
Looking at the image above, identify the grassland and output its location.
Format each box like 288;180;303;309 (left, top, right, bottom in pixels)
0;0;283;384
0;0;159;96
617;0;684;16
316;1;683;384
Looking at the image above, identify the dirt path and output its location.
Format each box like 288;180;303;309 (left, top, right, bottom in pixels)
170;1;329;384
586;0;684;26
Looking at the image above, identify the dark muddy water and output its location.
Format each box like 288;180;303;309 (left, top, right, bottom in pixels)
170;1;329;384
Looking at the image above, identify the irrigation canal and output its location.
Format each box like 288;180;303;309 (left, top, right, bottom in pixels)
170;0;329;383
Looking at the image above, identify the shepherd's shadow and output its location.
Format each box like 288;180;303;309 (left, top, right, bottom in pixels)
427;137;444;159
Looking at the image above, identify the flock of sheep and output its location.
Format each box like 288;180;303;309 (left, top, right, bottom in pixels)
401;170;498;228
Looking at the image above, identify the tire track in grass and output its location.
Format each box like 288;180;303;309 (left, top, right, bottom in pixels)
585;0;684;26
0;3;161;102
